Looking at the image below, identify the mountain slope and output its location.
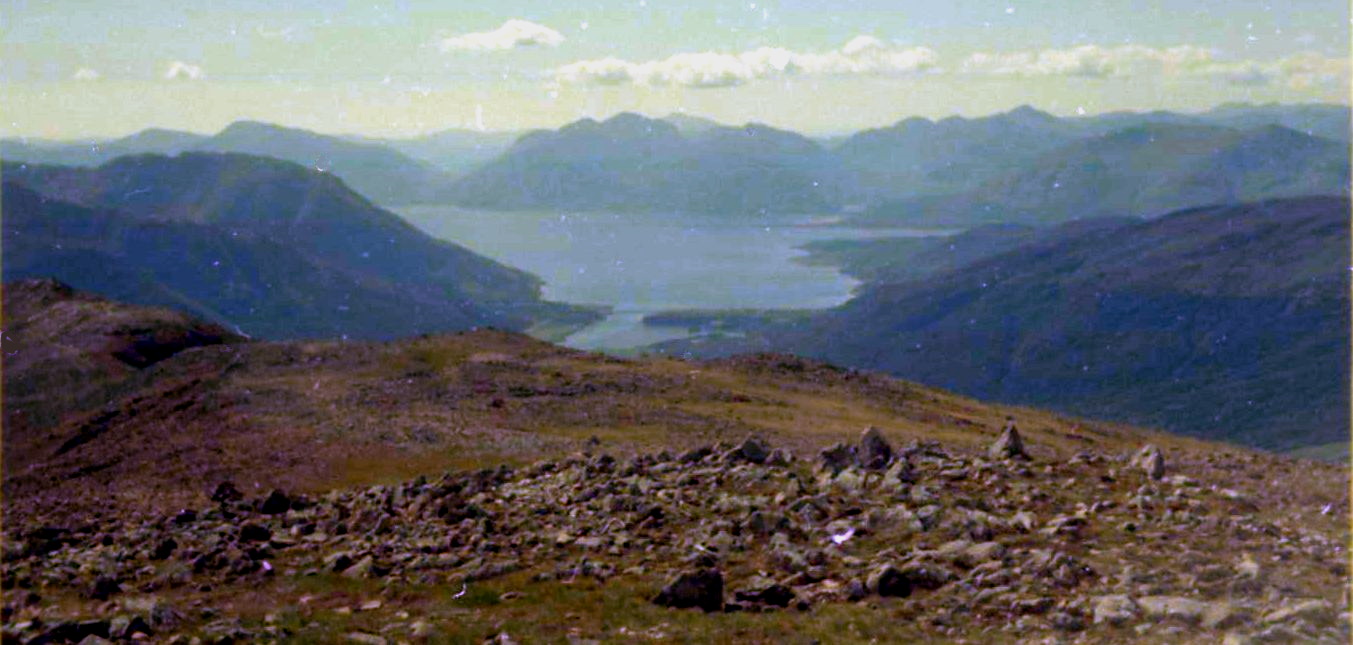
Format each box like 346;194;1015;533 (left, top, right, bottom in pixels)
1198;102;1351;141
796;218;1139;284
351;128;520;175
1;284;1346;644
668;197;1350;452
1;278;244;440
195;121;453;205
3;123;453;205
0;128;208;167
450;113;841;214
2;154;595;340
833;105;1078;199
859;124;1350;226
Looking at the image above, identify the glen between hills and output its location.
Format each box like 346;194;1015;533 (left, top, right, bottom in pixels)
1;280;1347;643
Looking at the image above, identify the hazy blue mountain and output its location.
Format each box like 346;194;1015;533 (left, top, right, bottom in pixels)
661;113;725;135
1198;102;1350;141
350;129;521;175
0;128;208;167
857;123;1350;227
831;102;1350;204
4;122;454;206
450;112;842;214
193;121;453;205
2;153;594;340
832;105;1079;200
672;197;1349;451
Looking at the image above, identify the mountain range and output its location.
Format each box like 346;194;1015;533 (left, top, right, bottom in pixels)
2;122;454;206
856;122;1350;226
449;104;1349;222
5;102;1347;219
656;196;1351;455
450;113;844;214
2;153;596;340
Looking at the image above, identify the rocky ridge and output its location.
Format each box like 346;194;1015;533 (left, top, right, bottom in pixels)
3;427;1346;644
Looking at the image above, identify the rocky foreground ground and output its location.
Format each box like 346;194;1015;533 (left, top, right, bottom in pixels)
3;426;1348;644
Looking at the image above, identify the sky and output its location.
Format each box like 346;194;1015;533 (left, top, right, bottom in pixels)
3;0;1350;139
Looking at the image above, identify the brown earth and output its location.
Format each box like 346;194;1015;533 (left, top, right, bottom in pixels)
2;281;1348;643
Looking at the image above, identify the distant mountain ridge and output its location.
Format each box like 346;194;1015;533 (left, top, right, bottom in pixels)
2;122;453;206
855;121;1350;226
349;129;520;175
450;112;844;214
4;102;1347;217
2;152;595;340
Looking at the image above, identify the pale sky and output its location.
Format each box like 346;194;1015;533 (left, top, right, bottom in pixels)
4;0;1349;139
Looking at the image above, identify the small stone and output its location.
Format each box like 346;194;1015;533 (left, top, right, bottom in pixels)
89;576;121;600
346;633;387;645
1263;599;1333;624
858;427;893;469
959;542;1006;567
409;621;439;641
866;564;912;597
238;523;271;543
1131;445;1166;480
988;418;1027;460
149;602;184;631
259;490;292;515
343;556;377;579
653;568;723;612
819;443;855;475
733;580;795;607
734;436;770;464
210;481;243;502
1051;611;1085;631
898;561;953;591
1093;595;1139;626
151;537;178;560
1202;602;1249;630
1137;596;1209;624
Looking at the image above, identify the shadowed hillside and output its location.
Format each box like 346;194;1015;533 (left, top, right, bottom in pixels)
2;154;597;340
660;197;1351;453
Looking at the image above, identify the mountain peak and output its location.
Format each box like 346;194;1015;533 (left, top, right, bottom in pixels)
1002;104;1059;123
662;112;724;134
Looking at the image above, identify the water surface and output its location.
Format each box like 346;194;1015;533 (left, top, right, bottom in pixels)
398;207;950;351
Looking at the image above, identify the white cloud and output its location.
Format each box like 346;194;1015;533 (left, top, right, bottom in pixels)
1270;52;1350;90
164;61;205;81
959;45;1349;89
960;45;1215;78
556;37;938;88
439;19;564;52
72;67;100;81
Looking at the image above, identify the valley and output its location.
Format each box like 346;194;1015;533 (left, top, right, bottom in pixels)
2;101;1349;644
